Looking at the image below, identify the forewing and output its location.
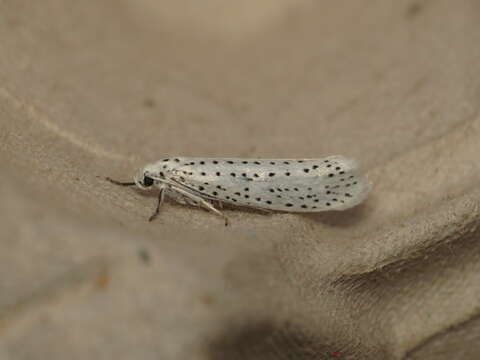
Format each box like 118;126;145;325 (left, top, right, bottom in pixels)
159;156;370;212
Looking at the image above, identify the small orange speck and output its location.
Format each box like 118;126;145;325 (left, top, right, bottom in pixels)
96;271;110;290
201;294;215;306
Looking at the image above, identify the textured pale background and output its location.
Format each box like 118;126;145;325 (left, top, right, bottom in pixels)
1;0;480;359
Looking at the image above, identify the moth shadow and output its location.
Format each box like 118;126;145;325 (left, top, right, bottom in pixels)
220;202;275;216
300;202;370;227
207;319;339;360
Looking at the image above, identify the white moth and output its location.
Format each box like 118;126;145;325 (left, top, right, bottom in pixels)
107;155;371;225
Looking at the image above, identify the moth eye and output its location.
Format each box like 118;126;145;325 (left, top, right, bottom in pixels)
143;176;154;187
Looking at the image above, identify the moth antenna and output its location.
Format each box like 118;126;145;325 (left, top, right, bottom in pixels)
106;177;136;186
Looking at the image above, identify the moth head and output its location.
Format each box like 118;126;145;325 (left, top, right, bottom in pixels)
133;168;155;190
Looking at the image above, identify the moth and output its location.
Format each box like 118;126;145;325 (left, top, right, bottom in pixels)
107;156;371;225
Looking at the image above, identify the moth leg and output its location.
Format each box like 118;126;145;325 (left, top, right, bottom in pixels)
171;186;229;226
148;187;166;222
177;194;222;210
199;199;229;226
